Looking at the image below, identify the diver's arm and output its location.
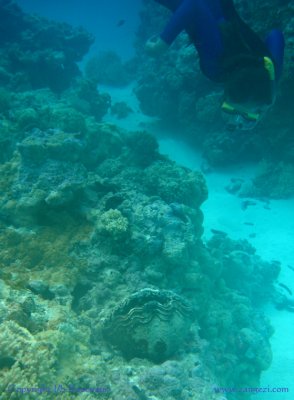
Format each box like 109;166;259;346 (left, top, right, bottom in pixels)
147;0;223;74
146;0;191;55
159;0;196;45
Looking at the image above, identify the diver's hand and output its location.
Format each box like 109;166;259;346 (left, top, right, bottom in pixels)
145;36;169;56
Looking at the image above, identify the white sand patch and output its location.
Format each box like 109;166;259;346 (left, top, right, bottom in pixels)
159;138;294;398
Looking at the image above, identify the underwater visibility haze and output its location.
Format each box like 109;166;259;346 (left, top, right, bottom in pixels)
0;0;293;399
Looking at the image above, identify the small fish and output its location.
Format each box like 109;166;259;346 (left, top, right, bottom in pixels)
116;19;125;27
286;305;294;312
287;265;294;272
211;228;227;236
244;222;254;226
241;200;256;210
278;283;293;296
256;197;271;209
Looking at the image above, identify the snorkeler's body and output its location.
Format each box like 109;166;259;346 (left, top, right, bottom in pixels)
147;0;285;130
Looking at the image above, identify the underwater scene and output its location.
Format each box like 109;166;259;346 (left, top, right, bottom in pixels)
0;0;293;399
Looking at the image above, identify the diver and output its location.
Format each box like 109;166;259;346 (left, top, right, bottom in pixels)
146;0;285;130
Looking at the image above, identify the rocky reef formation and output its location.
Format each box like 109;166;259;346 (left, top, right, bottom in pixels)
228;159;294;199
0;2;282;400
0;98;279;399
134;0;294;177
85;51;135;87
0;110;278;398
0;0;94;92
0;83;111;167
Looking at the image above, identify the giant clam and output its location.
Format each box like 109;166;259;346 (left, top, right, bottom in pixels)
102;288;194;362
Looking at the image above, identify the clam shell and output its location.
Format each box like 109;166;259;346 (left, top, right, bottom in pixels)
102;288;194;362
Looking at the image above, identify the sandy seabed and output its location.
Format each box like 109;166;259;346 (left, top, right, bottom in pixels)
158;138;294;399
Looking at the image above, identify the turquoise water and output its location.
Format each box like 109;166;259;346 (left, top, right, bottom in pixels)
0;1;293;399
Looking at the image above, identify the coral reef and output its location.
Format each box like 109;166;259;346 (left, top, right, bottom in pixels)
96;209;129;240
64;78;111;121
239;160;294;199
224;159;294;199
0;0;94;93
111;101;133;119
0;105;278;398
0;82;110;167
144;160;208;207
206;234;281;304
0;2;283;399
85;51;132;87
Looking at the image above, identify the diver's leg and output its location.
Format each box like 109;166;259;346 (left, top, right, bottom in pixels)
184;0;224;80
265;29;285;80
155;0;224;80
206;0;224;20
